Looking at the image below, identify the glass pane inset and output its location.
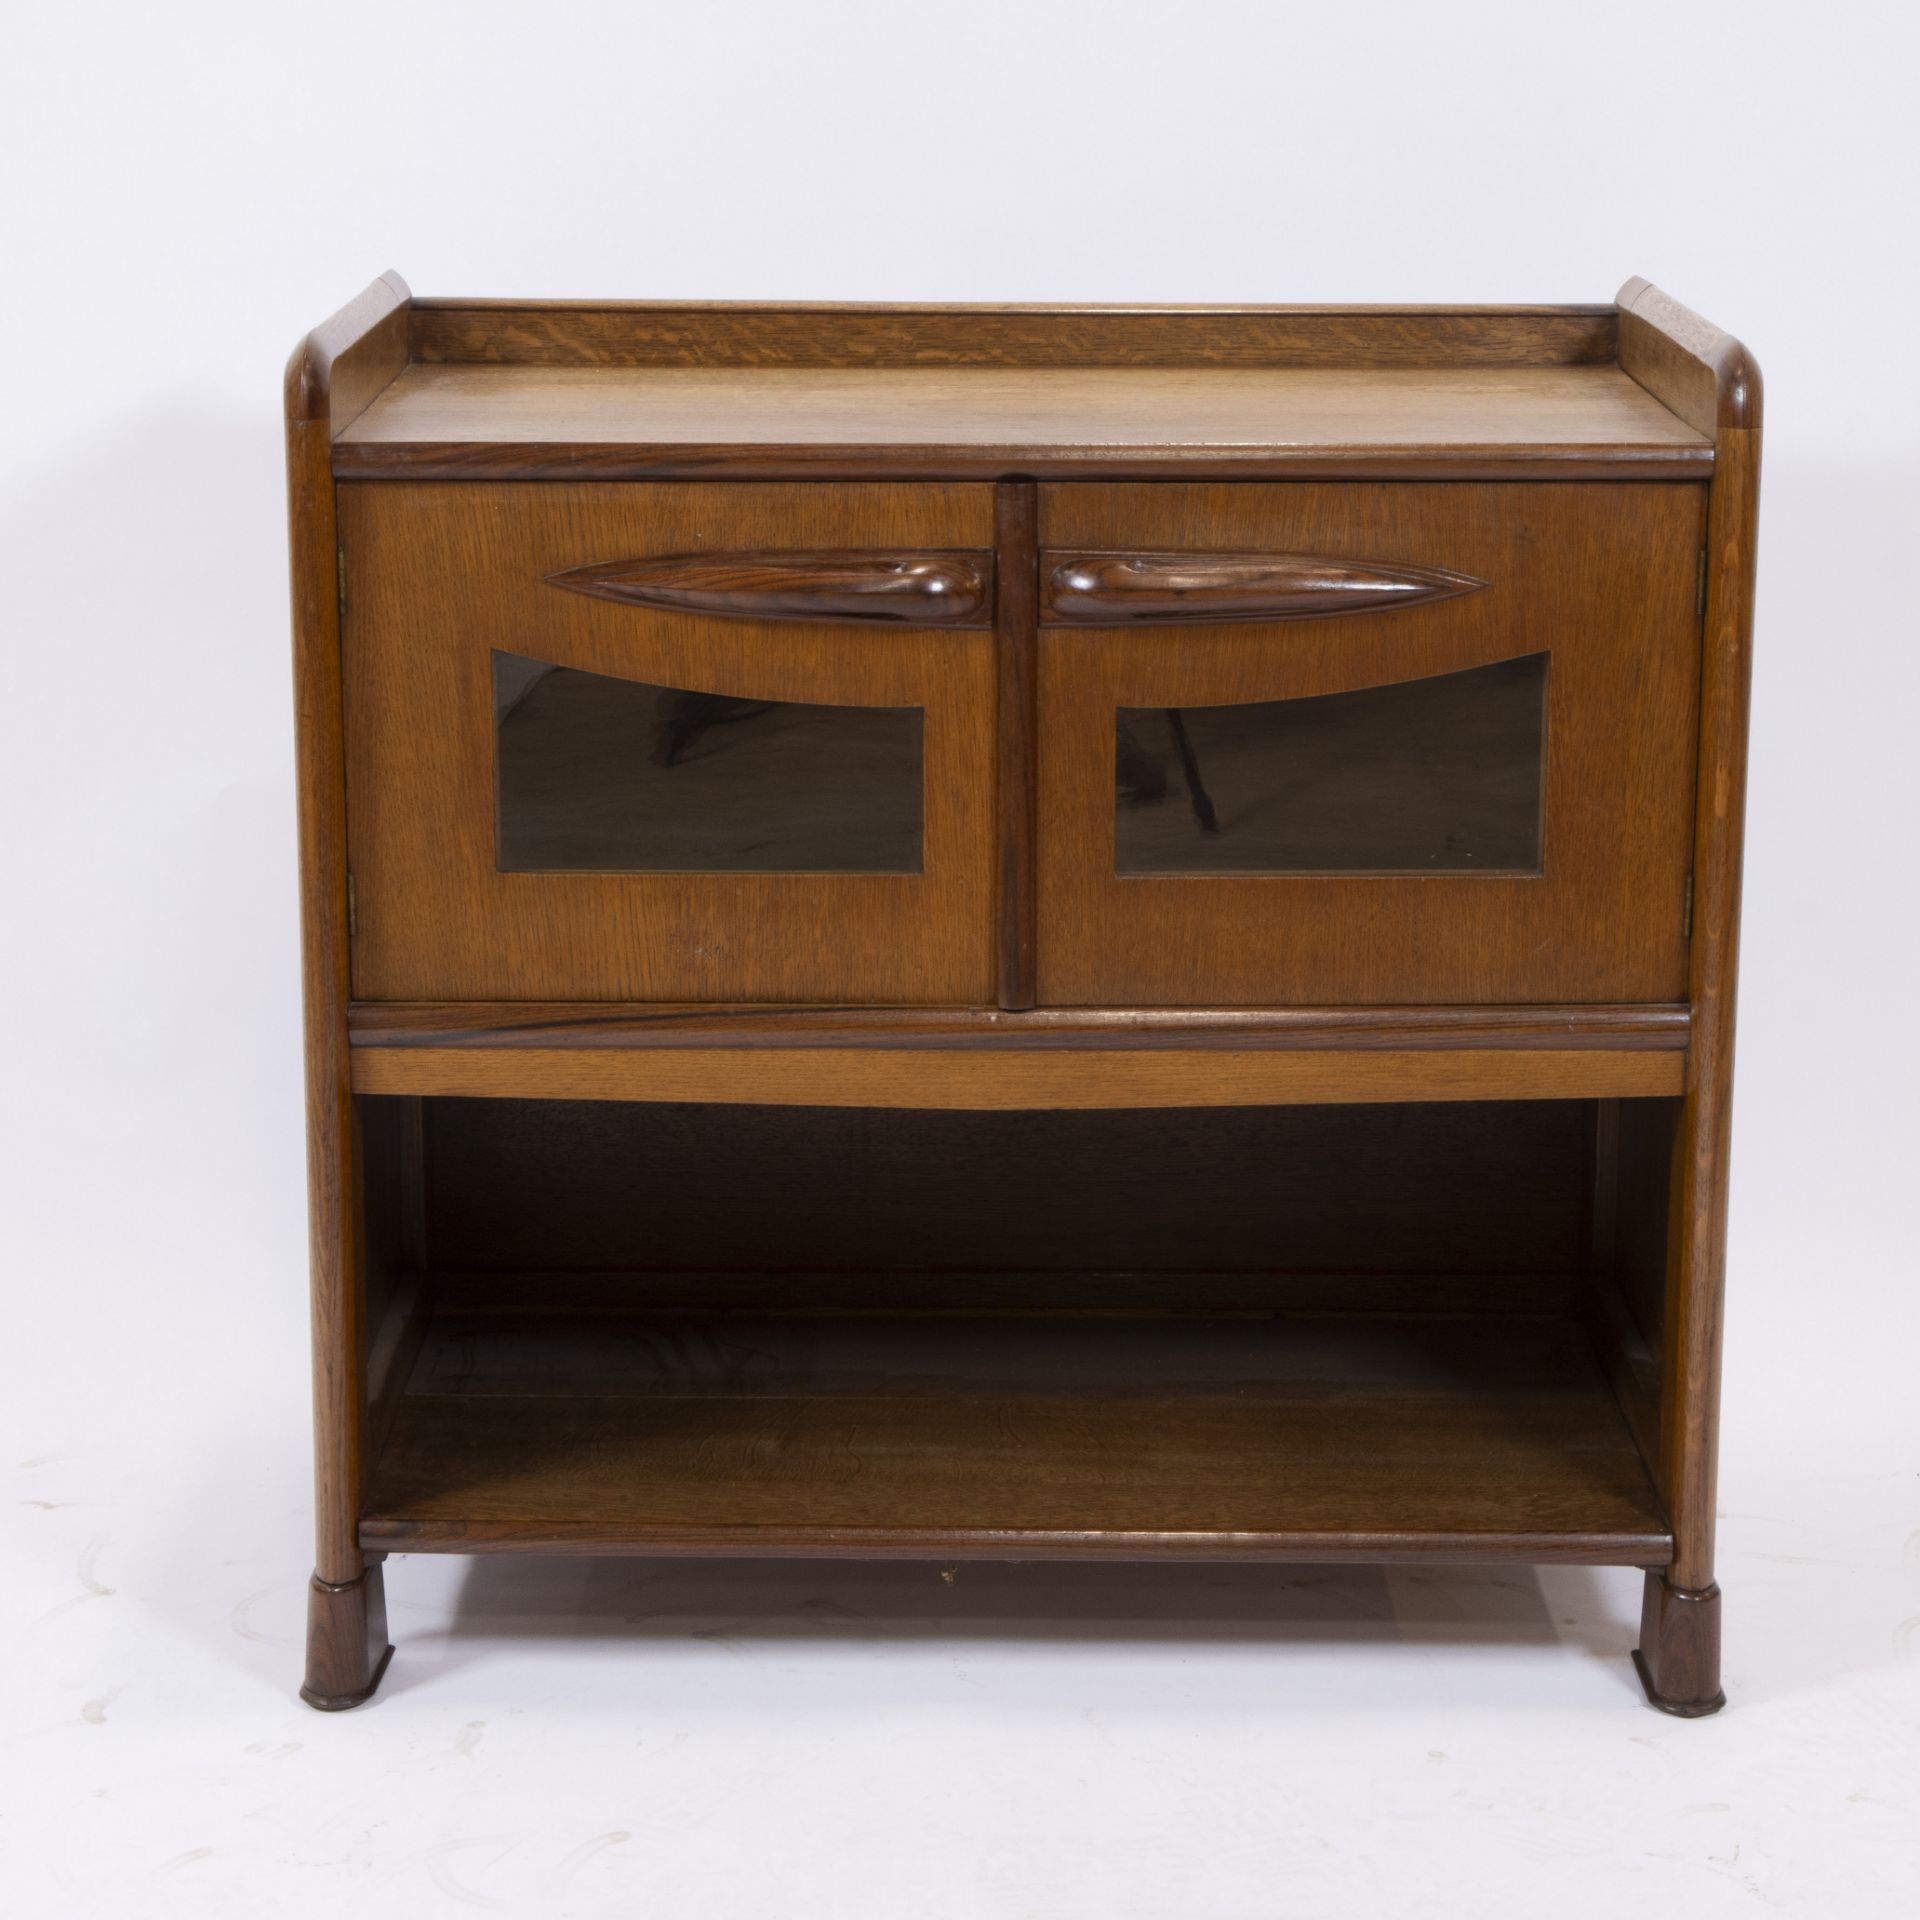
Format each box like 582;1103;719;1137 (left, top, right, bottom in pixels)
494;652;924;873
1116;653;1547;875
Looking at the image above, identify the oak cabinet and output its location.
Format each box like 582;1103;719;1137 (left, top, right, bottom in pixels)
289;277;1758;1717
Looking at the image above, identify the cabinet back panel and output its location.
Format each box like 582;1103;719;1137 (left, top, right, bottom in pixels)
415;1097;1593;1281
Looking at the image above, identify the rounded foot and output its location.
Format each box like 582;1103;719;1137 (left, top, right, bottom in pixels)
302;1563;394;1709
1634;1572;1725;1716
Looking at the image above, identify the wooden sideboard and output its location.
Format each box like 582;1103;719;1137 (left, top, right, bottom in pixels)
287;278;1759;1714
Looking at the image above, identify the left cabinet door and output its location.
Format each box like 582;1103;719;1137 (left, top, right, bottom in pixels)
340;482;997;1002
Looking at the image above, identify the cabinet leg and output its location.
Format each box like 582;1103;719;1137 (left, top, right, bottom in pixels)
1632;1571;1725;1716
300;1561;394;1710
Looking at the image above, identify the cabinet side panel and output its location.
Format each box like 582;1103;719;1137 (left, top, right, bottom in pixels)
1614;1098;1676;1355
286;274;410;1593
288;411;365;1585
1663;424;1761;1586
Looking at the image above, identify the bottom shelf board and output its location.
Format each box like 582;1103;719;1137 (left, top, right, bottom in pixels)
360;1305;1671;1564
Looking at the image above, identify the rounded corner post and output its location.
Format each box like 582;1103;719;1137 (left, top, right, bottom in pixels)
285;273;414;1696
1721;341;1762;433
286;272;415;431
1612;276;1760;1712
1629;277;1762;1719
1614;277;1762;433
285;331;329;425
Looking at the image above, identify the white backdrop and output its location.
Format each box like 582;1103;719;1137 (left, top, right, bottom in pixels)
3;3;1917;1914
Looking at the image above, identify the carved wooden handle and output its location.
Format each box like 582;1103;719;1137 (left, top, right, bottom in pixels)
547;550;994;627
1041;552;1484;626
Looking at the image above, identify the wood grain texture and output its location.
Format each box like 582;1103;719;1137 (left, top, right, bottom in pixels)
286;270;411;432
289;280;1764;1707
285;279;413;1599
1043;550;1485;625
339;481;996;1002
360;1307;1670;1564
1602;284;1763;1704
995;482;1039;1009
287;412;360;1579
1663;422;1762;1591
1583;1259;1664;1481
331;363;1712;483
348;1002;1690;1051
1037;482;1706;1006
409;300;1622;369
300;1566;393;1710
546;549;993;627
350;1044;1682;1106
1617;279;1762;434
1611;1097;1675;1369
1634;1574;1726;1715
1575;1095;1671;1529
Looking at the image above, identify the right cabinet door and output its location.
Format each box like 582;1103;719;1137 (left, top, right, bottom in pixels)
1036;483;1706;1006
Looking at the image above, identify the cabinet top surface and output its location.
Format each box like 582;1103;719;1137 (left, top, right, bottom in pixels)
333;361;1710;479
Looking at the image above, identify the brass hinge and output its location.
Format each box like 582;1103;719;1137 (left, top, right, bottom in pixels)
346;872;358;939
1696;546;1709;619
337;547;348;618
1682;872;1694;940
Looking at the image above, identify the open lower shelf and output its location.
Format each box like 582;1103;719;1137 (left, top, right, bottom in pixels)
360;1305;1672;1564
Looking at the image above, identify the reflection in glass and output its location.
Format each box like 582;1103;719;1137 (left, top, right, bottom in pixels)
493;652;923;873
1116;653;1547;875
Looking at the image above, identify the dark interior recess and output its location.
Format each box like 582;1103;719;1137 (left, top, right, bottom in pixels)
1116;653;1548;877
354;1094;1677;1554
416;1097;1593;1279
492;651;925;875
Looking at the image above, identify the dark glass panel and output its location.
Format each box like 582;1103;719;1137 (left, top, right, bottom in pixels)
1116;653;1547;875
494;652;923;873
